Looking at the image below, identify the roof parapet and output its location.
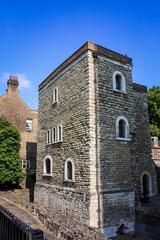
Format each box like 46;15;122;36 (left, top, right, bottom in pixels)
39;41;132;91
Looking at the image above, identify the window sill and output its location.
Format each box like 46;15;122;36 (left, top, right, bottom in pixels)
116;137;131;142
52;101;58;105
113;89;127;94
46;141;63;146
64;179;75;183
63;179;75;188
42;174;52;177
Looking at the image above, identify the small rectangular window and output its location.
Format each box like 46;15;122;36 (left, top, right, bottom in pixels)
46;130;50;144
53;127;57;143
47;125;63;144
22;160;30;169
57;124;63;142
26;119;33;131
53;87;58;103
22;160;26;169
50;129;53;144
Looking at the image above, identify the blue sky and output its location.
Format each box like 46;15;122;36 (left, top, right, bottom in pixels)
0;0;160;109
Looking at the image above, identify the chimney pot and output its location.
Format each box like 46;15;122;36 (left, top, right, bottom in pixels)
7;75;19;94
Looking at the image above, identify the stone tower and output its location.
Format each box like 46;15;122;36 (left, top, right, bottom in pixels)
35;42;157;238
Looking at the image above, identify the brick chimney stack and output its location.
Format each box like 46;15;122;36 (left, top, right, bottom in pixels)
7;75;19;94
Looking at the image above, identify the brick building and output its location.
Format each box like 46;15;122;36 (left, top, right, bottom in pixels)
151;137;160;164
35;42;157;238
0;75;37;185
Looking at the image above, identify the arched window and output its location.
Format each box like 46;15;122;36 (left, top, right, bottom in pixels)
113;71;126;93
64;158;75;182
43;155;53;176
67;161;72;180
140;171;152;197
116;116;129;140
119;119;126;138
115;74;122;91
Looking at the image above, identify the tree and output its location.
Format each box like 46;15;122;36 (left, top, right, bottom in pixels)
0;116;24;187
147;86;160;138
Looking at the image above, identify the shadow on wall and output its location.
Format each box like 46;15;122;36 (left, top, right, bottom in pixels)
155;164;160;194
25;142;37;203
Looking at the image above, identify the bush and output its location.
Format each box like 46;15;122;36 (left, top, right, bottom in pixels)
0;117;24;187
147;86;160;138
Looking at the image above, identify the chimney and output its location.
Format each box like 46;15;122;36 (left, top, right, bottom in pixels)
7;75;19;94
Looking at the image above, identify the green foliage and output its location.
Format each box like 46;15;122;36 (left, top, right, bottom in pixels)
150;124;160;138
147;86;160;138
0;117;24;187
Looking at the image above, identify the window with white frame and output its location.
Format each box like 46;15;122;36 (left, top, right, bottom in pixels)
57;124;63;142
22;160;30;169
46;124;63;145
116;116;129;140
53;87;58;103
43;155;52;176
64;158;75;181
113;71;126;93
52;127;57;143
26;119;33;131
46;129;51;144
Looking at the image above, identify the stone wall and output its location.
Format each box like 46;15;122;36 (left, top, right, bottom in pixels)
35;182;89;224
131;85;157;199
0;189;107;240
36;51;95;225
93;53;135;237
102;191;135;237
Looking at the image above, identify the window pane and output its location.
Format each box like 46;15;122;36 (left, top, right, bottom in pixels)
115;74;121;90
119;119;125;138
55;88;57;102
51;130;53;143
46;159;51;174
47;130;50;143
53;88;58;103
26;119;32;131
53;127;56;142
22;160;26;169
59;125;62;141
67;161;72;180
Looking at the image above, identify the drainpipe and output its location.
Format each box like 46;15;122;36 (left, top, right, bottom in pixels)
92;52;102;229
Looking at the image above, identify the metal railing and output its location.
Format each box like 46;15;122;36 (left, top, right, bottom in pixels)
0;203;46;240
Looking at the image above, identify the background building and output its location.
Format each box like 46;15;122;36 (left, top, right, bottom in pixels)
151;136;160;193
0;75;37;187
35;42;157;238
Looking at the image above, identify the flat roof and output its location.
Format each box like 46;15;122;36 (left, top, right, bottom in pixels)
39;41;132;90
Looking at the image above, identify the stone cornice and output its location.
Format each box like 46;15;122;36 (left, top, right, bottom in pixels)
39;41;132;91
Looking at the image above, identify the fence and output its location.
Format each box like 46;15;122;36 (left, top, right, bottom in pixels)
0;203;47;240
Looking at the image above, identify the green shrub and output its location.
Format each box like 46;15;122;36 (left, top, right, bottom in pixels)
0;117;24;187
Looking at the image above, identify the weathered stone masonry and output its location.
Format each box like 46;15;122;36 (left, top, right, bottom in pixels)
35;42;157;238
